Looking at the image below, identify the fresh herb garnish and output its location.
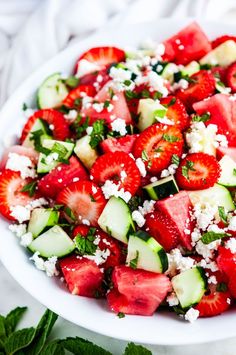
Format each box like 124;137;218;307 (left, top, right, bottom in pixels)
218;206;228;224
125;90;139;100
128;196;142;212
154;147;163;153
233;168;236;176
89;119;107;149
201;231;230;244
117;312;125;319
74;228;97;256
162;97;176;108
22;102;28;111
171;154;180;166
182;160;195;180
141;89;150;98
141;149;149;162
124;80;132;87
29;129;51;155
192;113;210;123
104;100;110;109
153;91;162;100
129;251;139;269
162;134;180;143
154;109;166;119
64;206;76;221
216;282;228;292
70;115;89;139
64;75;79;88
21;181;37;197
51;142;69;163
108;87;115;99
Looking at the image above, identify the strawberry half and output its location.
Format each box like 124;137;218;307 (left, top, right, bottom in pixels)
211;35;236;49
145;210;179;251
225;62;236;93
133;123;184;174
217;246;236;279
160;96;189;130
63;84;96;108
38;156;88;199
228;270;236;298
0;170;35;221
100;135;137;154
20;109;69;143
57;180;106;226
195;290;231;317
176;70;215;111
90;151;141;196
175;153;221;190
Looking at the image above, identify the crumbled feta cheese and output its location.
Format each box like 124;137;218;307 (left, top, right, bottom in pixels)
192;203;217;231
27;198;48;210
110;118;127;136
172;79;189;91
10;205;31;223
228;216;236;231
185;308;199;323
73;177;79;182
195;239;221;261
9;223;27;237
160;169;169;178
93;103;104;113
120;170;127;182
6;153;36;179
150;176;158;183
225;238;236;253
75;59;100;78
208;275;217;285
215;134;228;148
82;218;90;226
135;158;146;177
132;210;145;227
64;110;78;120
20;232;33;247
155;43;165;57
167;249;195;276
109;66;132;81
30;252;59;277
45;152;59;165
186;122;218;154
86;126;93;135
167;292;179;307
198;259;219;272
101;180;131;203
138;200;155;216
147;71;168;97
84;248;110;265
227;298;231;304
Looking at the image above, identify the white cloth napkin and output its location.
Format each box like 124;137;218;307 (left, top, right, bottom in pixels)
0;0;236;104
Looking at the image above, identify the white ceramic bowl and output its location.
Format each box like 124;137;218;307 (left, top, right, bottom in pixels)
0;19;236;346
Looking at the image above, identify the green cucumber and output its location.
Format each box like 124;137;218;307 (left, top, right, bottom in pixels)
28;225;75;258
37;139;74;173
161;63;179;83
181;61;200;76
22;118;52;149
137;98;167;132
37;73;68;109
200;40;236;67
126;231;168;273
74;135;98;169
172;267;207;308
28;208;59;238
98;196;135;244
143;175;179;200
218;155;236;187
189;183;235;212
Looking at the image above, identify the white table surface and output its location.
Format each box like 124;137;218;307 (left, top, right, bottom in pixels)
1;261;236;354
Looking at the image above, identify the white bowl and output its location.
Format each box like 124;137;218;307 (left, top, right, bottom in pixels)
0;19;236;346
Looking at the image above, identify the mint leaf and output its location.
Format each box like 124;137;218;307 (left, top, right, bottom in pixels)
182;160;195;179
162;134;180;142
154;109;166;119
41;341;65;355
117;312;125;319
89;120;107;149
216;282;228;292
162;97;176;108
4;327;35;354
201;231;229;244
29;129;51;155
233;168;236;176
71;115;89;139
192;113;210;123
64;206;76;221
141;150;149;162
0;316;6;341
5;307;27;336
171;154;180;166
74;228;97;256
141;89;150;98
60;336;112;355
65;76;79;88
129;251;139;269
218;206;228;224
124;342;152;355
21;182;37;197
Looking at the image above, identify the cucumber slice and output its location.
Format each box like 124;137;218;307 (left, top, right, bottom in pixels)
172;267;207;308
28;208;59;238
74;135;98;169
126;231;168;273
98;196;135;244
161;63;179;83
137;98;167;132
37;139;74;173
143;175;179;200
218;155;236;187
22;119;52;149
189;183;235;212
200;40;236;67
28;225;75;258
37;73;68;109
215;81;231;94
181;61;200;76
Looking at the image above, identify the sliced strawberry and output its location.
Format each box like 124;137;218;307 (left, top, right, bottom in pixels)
90;151;141;196
211;35;236;49
225;62;236;93
59;256;103;298
228;270;236;298
195;290;231;317
72;225;124;269
100;135;137;154
0;145;39;170
38;156;88;199
20;109;69;143
145;210;179;251
160;96;189;130
216;147;236;162
63;84;96;108
0;170;35;221
175;153;221;190
211;66;226;83
107;265;171;316
217;246;236;279
57;181;106;226
156;191;194;250
133;124;184;174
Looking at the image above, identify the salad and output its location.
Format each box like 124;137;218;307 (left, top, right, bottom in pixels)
1;21;236;323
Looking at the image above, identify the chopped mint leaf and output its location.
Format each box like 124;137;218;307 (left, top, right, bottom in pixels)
125;90;139;100
74;98;82;106
153;91;162;100
171;154;180;166
201;231;230;244
124;342;152;355
117;312;125;319
192;113;210;122
90;194;96;202
53;204;64;211
64;206;76;221
108;87;114;99
162;134;180;142
162;97;176;108
51;142;69;163
233;168;236;176
182;160;195;180
74;228;97;256
154;147;163;153
218;206;228;224
216;282;228;292
21;181;37;197
128;196;142;212
64;76;79;88
89;119;107;149
141;89;150;98
104;100;110;108
200;63;213;70
29;129;51;155
129;251;139;269
22;103;28;111
71;115;88;139
154;109;166;119
141;149;149;162
124;80;132;86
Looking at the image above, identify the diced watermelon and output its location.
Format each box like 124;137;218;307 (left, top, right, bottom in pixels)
155;191;194;250
100;135;137;154
0;145;39;170
107;265;171;316
193;94;236;147
216;147;236;161
217;246;236;279
162;22;211;65
59;256;103;298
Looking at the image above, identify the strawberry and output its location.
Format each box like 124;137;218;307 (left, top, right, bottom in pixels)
228;270;236;298
211;66;226;83
90;151;141;196
0;170;35;221
211;35;236;49
133;124;184;174
195;290;231;317
38;156;88;199
225;62;236;93
100;135;137;154
145;210;179;251
0;145;39;170
217;246;236;279
20;109;69;143
72;225;124;269
59;256;103;298
160;96;189;130
176;70;215;111
125;84;159;116
56;181;106;226
175;153;221;190
63;84;96;108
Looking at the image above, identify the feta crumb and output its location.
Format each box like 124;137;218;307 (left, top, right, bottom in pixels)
185;308;199;323
20;232;33;247
227;298;231;304
150;176;158;183
93;102;104;113
132;210;145;227
208;275;217;284
138;200;155;216
82;218;90;226
84;247;110;265
101;180;131;203
45;152;59;165
228;216;236;231
86;126;93;135
10;205;31;223
6;153;36;179
120;170;127;182
110;118;127;136
147;71;168;97
64;110;78;120
172;79;189;91
136;158;146;177
225;238;236;253
27;198;48;210
167;249;195;276
73;177;79;182
9;223;27;237
30;252;59;277
109;66;132;82
167;292;179;307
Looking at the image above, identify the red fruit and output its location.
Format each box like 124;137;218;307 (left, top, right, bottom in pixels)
228;271;236;298
226;62;236;93
38;156;88;199
156;191;194;250
75;46;125;74
211;66;226;83
59;256;103;298
175;153;221;190
217;246;236;279
133;124;184;174
193;94;236;146
79;67;110;88
90;151;141;196
216;146;236;162
195;290;231;317
57;181;106;226
0;170;35;221
20;109;69;143
0;145;39;170
176;70;215;111
160;96;189;130
63;85;96;108
107;265;171;316
145;210;179;251
211;35;236;49
72;225;123;269
100;135;137;154
125;84;159;116
162;22;211;65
